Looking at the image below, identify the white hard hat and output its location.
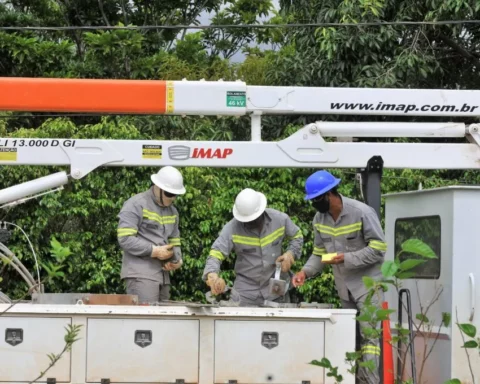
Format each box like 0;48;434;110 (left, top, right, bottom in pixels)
232;188;267;222
150;166;186;195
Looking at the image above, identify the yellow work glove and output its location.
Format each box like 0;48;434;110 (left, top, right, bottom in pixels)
276;251;295;273
163;259;183;272
151;244;174;260
206;272;226;295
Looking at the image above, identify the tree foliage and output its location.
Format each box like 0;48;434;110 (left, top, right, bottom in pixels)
1;0;480;305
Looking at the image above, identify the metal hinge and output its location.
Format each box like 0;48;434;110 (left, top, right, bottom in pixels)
46;379;56;384
101;379;110;384
228;381;237;384
175;380;185;384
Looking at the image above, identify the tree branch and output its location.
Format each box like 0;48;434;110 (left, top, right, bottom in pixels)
455;307;476;383
437;32;480;64
98;0;110;26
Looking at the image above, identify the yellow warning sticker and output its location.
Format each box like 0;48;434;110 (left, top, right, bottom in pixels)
142;145;162;159
0;147;17;161
166;81;174;114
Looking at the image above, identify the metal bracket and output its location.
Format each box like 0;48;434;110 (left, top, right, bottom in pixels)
228;381;238;384
358;155;384;218
61;140;124;180
261;332;279;349
277;124;339;164
134;330;152;348
175;380;185;384
46;379;56;384
467;124;480;146
101;379;110;384
5;328;23;346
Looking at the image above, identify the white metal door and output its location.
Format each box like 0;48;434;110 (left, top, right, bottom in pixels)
85;318;199;383
384;188;454;383
0;316;72;382
214;319;325;384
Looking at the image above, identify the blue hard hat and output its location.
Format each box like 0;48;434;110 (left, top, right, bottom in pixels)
304;170;341;200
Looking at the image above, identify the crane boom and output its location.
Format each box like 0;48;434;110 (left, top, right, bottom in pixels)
1;77;480;179
1;77;480;117
1;123;480;179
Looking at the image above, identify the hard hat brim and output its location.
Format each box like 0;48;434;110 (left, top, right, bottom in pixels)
304;178;341;200
233;192;267;223
150;174;186;195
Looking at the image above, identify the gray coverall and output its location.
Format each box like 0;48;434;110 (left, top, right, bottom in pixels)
302;195;387;384
202;208;303;306
117;186;182;303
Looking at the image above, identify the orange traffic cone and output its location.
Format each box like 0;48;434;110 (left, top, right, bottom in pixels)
383;301;394;384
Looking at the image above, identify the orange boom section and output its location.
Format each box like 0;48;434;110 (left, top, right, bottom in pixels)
0;77;168;114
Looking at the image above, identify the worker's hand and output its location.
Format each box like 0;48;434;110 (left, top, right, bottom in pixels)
151;244;174;260
163;259;183;271
276;251;295;273
292;270;307;287
322;253;345;265
206;272;226;295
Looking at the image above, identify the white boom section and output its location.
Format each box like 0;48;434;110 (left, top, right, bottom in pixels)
171;81;480;117
3;78;480;117
1;123;480;179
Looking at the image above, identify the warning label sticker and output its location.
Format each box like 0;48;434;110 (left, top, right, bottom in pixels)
142;145;162;159
0;147;17;161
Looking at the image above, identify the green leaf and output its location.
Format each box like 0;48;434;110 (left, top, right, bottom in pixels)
401;239;437;259
443;380;461;384
381;261;398;278
310;357;331;368
399;259;426;271
362;276;375;289
416;313;429;323
356;313;372;322
376;309;395;320
462;340;478;348
442;312;451;327
358;360;376;372
458;323;477;338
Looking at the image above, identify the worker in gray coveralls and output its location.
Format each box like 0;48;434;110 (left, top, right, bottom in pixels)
292;170;387;384
117;166;186;303
202;188;304;306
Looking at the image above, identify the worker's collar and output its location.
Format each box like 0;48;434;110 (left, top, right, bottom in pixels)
337;194;348;218
242;210;271;232
149;186;166;208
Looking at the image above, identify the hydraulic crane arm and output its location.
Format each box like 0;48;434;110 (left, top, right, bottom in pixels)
1;77;480;208
1;123;480;179
2;77;480;117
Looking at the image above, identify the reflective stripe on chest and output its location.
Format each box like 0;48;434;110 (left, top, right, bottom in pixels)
142;208;176;225
314;222;362;236
232;226;285;247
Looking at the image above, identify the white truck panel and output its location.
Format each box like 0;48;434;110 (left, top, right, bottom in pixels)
0;304;357;384
0;317;72;382
86;318;200;383
214;320;325;384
